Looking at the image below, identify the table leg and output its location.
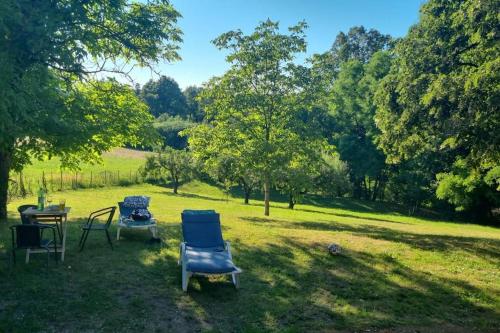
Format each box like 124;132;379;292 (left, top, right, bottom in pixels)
25;249;30;263
61;214;67;262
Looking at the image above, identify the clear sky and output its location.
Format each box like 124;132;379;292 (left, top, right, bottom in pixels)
129;0;425;89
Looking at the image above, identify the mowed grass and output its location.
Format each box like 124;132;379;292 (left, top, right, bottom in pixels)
1;181;499;332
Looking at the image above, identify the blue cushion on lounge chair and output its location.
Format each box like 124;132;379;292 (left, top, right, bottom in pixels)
185;246;237;274
118;202;155;227
123;196;150;208
181;211;224;249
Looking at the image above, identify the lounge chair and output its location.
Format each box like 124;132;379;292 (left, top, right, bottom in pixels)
179;210;242;292
117;196;157;240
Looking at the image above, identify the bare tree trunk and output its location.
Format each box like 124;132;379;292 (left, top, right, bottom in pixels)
288;193;295;209
0;149;12;220
241;179;251;204
173;177;178;194
264;178;270;216
244;190;250;204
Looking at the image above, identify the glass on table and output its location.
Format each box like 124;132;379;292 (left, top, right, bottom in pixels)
59;199;66;211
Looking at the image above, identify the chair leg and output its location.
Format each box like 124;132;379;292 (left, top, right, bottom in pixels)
150;226;158;238
12;249;16;265
232;273;240;289
54;242;58;264
78;229;87;247
80;229;91;252
46;248;50;268
105;229;113;250
25;248;30;264
182;269;191;292
116;227;121;241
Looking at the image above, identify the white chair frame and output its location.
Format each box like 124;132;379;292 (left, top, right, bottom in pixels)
178;241;242;292
116;218;158;240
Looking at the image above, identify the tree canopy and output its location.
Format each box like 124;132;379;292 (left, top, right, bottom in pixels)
187;20;325;216
140;76;188;118
375;0;499;216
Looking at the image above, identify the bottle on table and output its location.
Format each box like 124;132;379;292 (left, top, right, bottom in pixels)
37;188;46;211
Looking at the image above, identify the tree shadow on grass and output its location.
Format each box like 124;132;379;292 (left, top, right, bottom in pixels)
240;216;500;263
148;235;499;332
3;209;499;332
156;190;229;203
0;216;208;333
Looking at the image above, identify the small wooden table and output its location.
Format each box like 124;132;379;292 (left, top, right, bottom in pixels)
22;207;71;262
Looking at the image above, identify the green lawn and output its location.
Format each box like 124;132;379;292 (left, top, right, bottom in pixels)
20;148;149;179
9;148;150;194
1;181;499;332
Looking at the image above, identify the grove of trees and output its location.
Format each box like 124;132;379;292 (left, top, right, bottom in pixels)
1;0;497;222
181;0;499;219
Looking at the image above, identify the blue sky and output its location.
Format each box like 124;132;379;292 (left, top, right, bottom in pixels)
129;0;425;89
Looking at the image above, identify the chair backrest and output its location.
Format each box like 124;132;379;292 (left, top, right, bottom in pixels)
118;202;134;218
88;207;116;227
181;210;224;248
17;205;37;224
10;225;42;248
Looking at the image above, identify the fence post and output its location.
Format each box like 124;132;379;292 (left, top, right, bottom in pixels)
90;171;93;188
60;170;63;191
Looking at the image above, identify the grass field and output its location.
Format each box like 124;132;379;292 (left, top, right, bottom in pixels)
19;148;150;179
1;181;499;332
8;148;150;196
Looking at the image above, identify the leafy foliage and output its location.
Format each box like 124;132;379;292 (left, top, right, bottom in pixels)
187;20;325;216
142;147;192;194
328;52;392;200
183;86;205;121
315;153;352;198
154;115;195;149
0;0;182;218
140;76;188;118
375;0;499;216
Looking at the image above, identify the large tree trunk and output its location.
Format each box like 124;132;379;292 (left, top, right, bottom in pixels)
244;189;250;204
288;193;295;209
241;179;251;204
173;176;179;194
264;179;270;216
0;149;12;220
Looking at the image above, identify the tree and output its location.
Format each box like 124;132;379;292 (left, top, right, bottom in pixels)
328;52;392;200
183;86;205;122
187;20;322;216
315;153;352;198
330;26;393;65
141;76;188;118
202;154;260;205
0;0;182;219
375;0;499;217
276;153;320;209
143;147;192;194
154;115;195;149
309;26;393;92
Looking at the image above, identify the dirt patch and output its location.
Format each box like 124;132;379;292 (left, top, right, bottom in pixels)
103;148;152;159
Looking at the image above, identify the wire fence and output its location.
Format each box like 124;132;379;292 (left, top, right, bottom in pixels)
8;170;144;201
